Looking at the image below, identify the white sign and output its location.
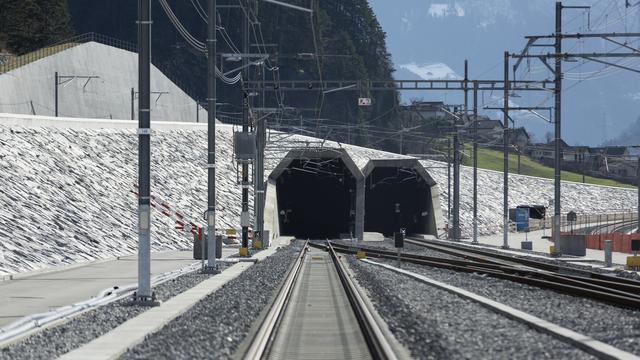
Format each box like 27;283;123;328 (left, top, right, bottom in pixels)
358;97;372;106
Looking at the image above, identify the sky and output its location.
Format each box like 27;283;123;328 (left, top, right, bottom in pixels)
367;0;640;146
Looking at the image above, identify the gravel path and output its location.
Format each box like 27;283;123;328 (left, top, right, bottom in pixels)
349;258;595;359
120;243;303;360
0;263;229;360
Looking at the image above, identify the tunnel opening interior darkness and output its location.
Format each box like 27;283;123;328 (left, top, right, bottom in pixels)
276;158;356;239
365;167;431;236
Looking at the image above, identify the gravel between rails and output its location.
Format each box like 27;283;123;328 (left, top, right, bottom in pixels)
119;242;303;360
0;262;230;360
348;258;595;360
342;240;640;355
390;259;640;356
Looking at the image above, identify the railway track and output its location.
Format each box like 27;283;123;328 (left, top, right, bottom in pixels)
316;240;640;309
359;259;640;360
240;241;397;360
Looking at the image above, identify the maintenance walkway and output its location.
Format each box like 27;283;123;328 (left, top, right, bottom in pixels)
0;249;234;327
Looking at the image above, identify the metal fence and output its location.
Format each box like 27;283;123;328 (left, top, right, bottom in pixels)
512;208;639;234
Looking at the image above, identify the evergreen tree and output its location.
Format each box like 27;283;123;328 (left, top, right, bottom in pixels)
0;0;73;54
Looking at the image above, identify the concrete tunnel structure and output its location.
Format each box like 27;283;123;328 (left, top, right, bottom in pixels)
263;148;443;241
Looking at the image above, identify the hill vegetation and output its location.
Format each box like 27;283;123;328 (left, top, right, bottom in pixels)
461;145;633;188
0;0;73;54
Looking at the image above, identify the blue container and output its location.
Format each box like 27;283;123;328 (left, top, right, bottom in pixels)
515;207;530;232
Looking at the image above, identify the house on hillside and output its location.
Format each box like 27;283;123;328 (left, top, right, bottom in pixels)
529;139;570;162
563;145;591;163
599;158;637;178
462;117;503;144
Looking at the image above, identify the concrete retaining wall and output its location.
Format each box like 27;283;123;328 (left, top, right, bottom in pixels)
0;42;210;123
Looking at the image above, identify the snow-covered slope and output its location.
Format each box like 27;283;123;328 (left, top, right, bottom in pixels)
422;160;637;237
0;119;636;275
0;122;408;275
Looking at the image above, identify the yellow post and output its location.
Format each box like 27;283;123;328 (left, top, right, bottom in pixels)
627;256;640;269
239;247;249;257
356;250;366;259
549;245;556;255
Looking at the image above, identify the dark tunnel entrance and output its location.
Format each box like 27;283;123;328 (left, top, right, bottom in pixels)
276;158;357;239
364;166;432;236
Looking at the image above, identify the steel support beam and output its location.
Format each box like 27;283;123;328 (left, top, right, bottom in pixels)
205;0;219;271
553;1;563;256
135;0;155;304
503;51;510;250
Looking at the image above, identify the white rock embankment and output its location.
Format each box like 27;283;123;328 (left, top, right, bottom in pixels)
422;159;637;237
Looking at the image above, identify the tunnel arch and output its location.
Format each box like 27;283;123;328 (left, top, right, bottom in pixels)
267;148;364;240
362;159;442;237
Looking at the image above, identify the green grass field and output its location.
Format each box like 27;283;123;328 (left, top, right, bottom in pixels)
460;146;634;189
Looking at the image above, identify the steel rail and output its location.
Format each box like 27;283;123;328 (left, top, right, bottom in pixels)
406;237;640;287
241;242;308;359
327;241;640;297
318;242;640;309
243;241;396;359
326;242;397;360
365;260;640;360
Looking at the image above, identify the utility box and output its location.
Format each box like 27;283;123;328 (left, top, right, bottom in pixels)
234;132;256;161
193;234;223;260
559;235;586;256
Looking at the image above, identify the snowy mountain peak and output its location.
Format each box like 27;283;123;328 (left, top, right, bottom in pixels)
399;62;462;81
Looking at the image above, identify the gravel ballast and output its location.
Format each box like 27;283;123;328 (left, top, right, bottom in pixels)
349;258;595;359
0;263;229;360
343;240;640;355
120;242;302;360
392;259;640;355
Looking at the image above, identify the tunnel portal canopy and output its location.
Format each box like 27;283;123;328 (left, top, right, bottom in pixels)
363;159;438;237
269;149;364;240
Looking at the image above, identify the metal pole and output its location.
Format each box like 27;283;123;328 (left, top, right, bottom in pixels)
255;66;266;248
131;87;135;120
54;72;59;117
472;81;479;244
553;1;563;256
637;157;640;233
451;60;467;241
205;0;218;271
447;137;451;237
503;51;510;249
135;0;154;303
240;0;250;254
453;131;460;241
196;101;199;123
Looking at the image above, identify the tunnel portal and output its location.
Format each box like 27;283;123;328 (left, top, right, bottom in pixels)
275;157;357;239
364;166;433;236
